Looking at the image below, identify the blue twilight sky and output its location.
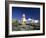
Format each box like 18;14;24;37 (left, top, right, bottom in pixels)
12;7;40;20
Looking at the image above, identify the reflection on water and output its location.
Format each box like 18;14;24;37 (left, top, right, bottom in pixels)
12;24;40;31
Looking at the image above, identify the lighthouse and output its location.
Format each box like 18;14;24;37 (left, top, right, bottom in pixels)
22;14;26;26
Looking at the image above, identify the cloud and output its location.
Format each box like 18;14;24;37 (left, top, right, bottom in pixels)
28;18;32;21
34;20;39;23
27;18;39;23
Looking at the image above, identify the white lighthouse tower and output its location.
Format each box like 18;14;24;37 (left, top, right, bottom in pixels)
22;14;26;26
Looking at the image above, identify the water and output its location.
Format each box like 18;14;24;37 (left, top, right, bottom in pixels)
12;24;40;31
